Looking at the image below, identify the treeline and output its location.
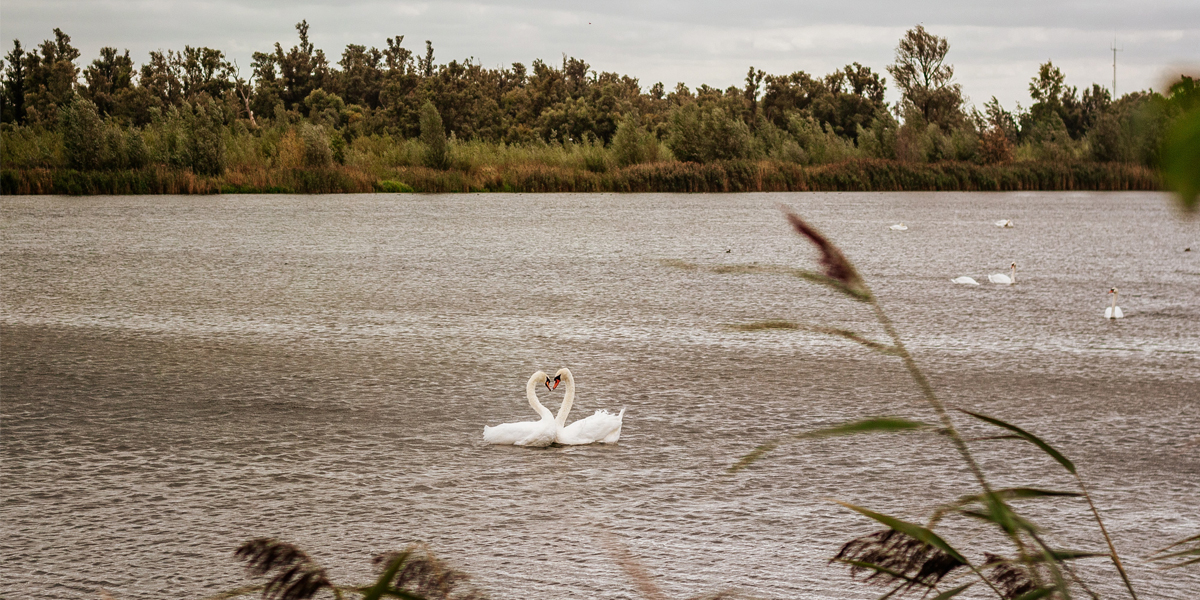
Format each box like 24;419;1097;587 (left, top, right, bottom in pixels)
0;23;1195;193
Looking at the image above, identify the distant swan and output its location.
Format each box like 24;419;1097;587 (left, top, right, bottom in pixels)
989;263;1017;285
889;223;908;231
552;367;624;445
483;371;557;446
1106;288;1124;319
995;219;1014;228
952;276;980;285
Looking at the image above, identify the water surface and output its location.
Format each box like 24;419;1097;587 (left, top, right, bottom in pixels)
2;192;1198;599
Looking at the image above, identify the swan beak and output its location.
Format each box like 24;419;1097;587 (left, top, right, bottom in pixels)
544;378;553;391
551;375;561;390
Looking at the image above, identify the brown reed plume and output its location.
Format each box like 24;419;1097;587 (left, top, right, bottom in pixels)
833;529;966;594
234;538;333;600
372;544;486;600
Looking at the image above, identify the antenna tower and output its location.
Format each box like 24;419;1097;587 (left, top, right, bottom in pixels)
1110;39;1123;98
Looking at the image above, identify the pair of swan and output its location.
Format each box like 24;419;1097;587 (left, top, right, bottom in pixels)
482;368;624;447
952;263;1017;286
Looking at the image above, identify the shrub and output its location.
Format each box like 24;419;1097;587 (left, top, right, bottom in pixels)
189;101;226;175
420;101;448;170
611;113;659;167
60;95;104;170
375;179;414;193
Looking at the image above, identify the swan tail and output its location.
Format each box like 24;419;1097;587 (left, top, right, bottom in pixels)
618;407;626;418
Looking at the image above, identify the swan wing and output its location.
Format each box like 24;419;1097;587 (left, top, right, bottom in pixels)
988;274;1012;284
484;420;542;445
557;409;624;445
1114;306;1123;318
1106;306;1124;319
952;276;979;285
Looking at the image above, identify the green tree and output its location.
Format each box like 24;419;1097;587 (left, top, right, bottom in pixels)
2;40;27;123
270;21;331;111
611;111;658;166
887;25;963;129
83;47;134;117
60;94;104;170
22;28;81;124
188;100;226;175
419;100;447;169
667;104;753;162
177;46;234;101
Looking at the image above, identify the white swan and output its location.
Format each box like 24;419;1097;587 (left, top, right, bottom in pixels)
1106;288;1124;319
994;219;1014;228
988;263;1017;285
482;371;557;446
889;223;908;231
952;276;980;285
551;367;624;445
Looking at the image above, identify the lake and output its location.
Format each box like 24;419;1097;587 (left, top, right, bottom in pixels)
2;192;1197;599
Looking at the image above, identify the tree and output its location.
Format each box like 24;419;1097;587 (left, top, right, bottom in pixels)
2;40;27;123
188;100;226;175
83;47;134;117
419;100;448;169
177;46;234;100
22;28;81;124
887;25;963;129
273;21;330;110
60;94;104;170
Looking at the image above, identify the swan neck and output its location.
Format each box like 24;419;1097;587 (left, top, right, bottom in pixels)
555;370;575;427
527;375;552;421
1111;292;1117;309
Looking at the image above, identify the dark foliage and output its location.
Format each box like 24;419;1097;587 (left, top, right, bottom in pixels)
983;553;1038;599
373;545;486;600
833;529;966;592
234;538;333;600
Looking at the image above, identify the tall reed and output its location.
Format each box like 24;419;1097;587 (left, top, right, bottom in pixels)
726;207;1141;599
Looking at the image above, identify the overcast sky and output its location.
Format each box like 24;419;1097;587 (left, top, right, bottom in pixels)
2;1;1197;110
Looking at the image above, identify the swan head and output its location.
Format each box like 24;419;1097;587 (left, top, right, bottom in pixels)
1108;287;1118;294
530;370;553;391
550;367;574;390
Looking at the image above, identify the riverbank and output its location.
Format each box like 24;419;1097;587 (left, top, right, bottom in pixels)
1;159;1159;195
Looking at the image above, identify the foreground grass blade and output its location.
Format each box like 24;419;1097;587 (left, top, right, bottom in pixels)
835;501;968;565
1011;589;1054;600
729;418;933;472
1147;533;1200;568
959;410;1075;474
930;582;976;600
928;488;1081;527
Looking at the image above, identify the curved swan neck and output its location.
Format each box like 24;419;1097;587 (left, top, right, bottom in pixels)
1111;291;1118;309
554;368;575;427
527;372;553;420
1011;264;1017;283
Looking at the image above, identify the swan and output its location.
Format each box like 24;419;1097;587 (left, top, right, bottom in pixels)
551;367;624;445
889;223;908;231
994;219;1014;228
952;276;980;285
988;263;1017;285
482;371;557;446
1105;288;1124;319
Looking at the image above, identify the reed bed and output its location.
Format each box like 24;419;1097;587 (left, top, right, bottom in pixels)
2;159;1159;196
